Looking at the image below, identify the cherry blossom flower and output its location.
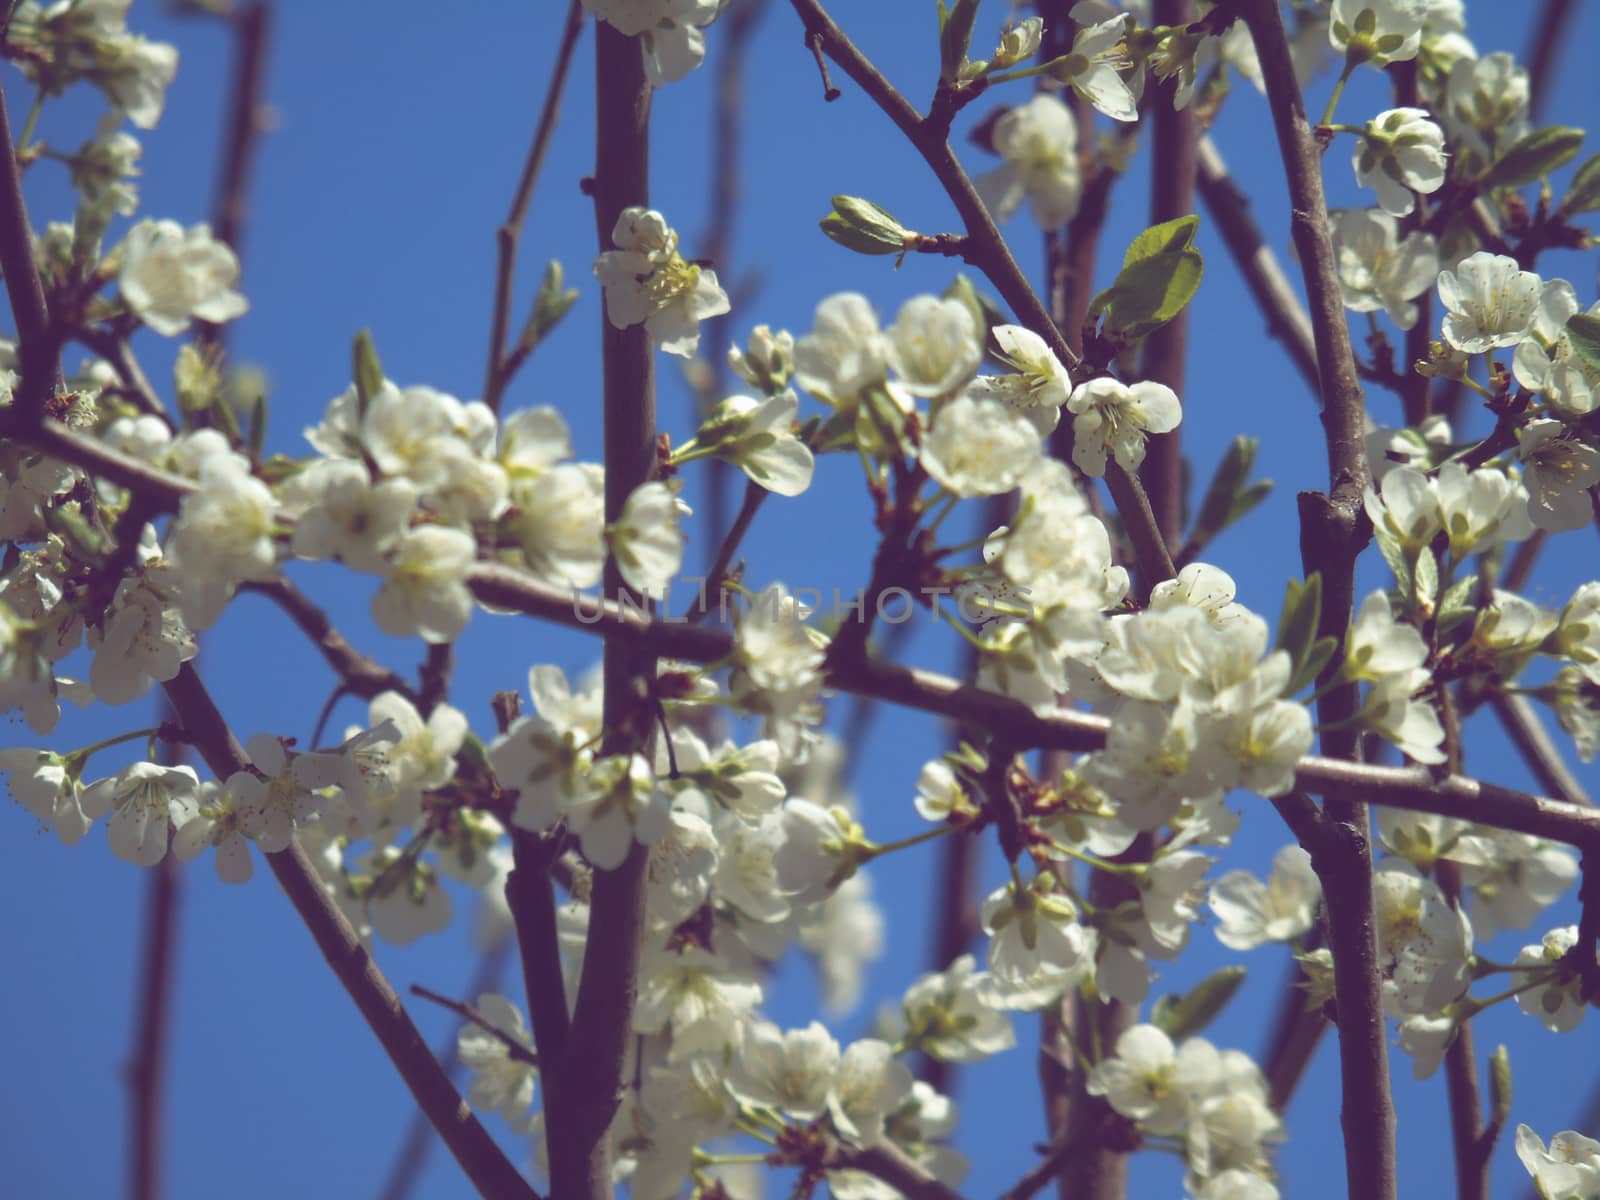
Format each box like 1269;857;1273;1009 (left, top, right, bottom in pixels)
1438;252;1542;353
976;94;1083;228
118;219;247;336
1066;377;1182;476
1354;108;1447;217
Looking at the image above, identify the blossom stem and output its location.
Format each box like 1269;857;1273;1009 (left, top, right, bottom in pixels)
868;821;968;859
1044;838;1143;877
1320;61;1356;127
69;726;168;767
14;88;43;153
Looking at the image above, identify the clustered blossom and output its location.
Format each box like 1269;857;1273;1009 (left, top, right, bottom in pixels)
9;2;1600;1193
1089;1024;1284;1196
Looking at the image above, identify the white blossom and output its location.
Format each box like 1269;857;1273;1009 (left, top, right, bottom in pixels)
371;525;476;643
1066;377;1182;476
1209;844;1321;950
118;220;247;336
609;480;684;598
976;94;1083;228
458;993;538;1125
1331;208;1438;329
921;393;1043;497
594;206;729;357
1329;0;1426;65
727;1019;840;1120
1438;252;1542;353
1354;108;1447;217
82;761;199;867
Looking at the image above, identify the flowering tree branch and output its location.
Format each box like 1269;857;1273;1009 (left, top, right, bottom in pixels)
0;79;58;420
192;0;269;356
126;849;180;1200
786;1;1183;597
159;663;538;1200
539;22;657;1198
482;0;585;413
1238;4;1392;1200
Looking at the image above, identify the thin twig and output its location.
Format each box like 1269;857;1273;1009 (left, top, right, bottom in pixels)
159;664;538;1200
1525;0;1577;121
823;1140;964;1200
695;0;769;566
1194;135;1320;394
1491;692;1592;808
688;476;767;624
0;76;60;420
194;1;270;356
416;643;454;714
409;984;538;1068
373;936;513;1200
482;0;585;413
238;577;417;702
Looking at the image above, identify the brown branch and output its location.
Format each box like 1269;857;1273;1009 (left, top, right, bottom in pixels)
695;0;769;565
548;22;656;1199
1194;135;1320;394
416;643;454;714
238;577;416;702
823;1140;965;1200
1241;5;1388;1199
688;476;767;624
1525;0;1577;121
1492;692;1592;807
482;0;585;413
5;412;1597;849
193;1;270;356
159;664;537;1200
373;936;514;1200
74;328;171;426
1140;0;1197;553
126;852;180;1200
0;75;60;421
997;1128;1091;1200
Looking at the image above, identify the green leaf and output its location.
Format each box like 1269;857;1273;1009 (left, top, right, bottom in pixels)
1437;573;1479;637
352;329;384;417
1124;214;1200;267
1226;479;1274;529
247;392;268;462
1096;248;1205;340
1372;520;1413;600
1152;966;1247;1041
1559;153;1600;215
518;259;580;352
1481;125;1585;190
1567;313;1600;376
1413;545;1439;612
1275;573;1323;664
1190;436;1257;548
1286;636;1338;697
1489;1044;1512;1128
821;195;914;256
940;0;982;83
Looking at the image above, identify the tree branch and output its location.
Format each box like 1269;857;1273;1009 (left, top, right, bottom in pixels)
159;663;537;1200
1194;135;1320;394
193;1;270;356
1240;4;1389;1198
548;22;656;1198
238;577;417;704
483;0;585;413
126;851;180;1200
409;984;539;1068
373;936;513;1200
0;75;60;421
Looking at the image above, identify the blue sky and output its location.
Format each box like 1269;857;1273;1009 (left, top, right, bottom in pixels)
3;2;1599;1197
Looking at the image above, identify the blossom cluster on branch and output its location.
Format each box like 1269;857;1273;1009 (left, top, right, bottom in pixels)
3;2;1600;1199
